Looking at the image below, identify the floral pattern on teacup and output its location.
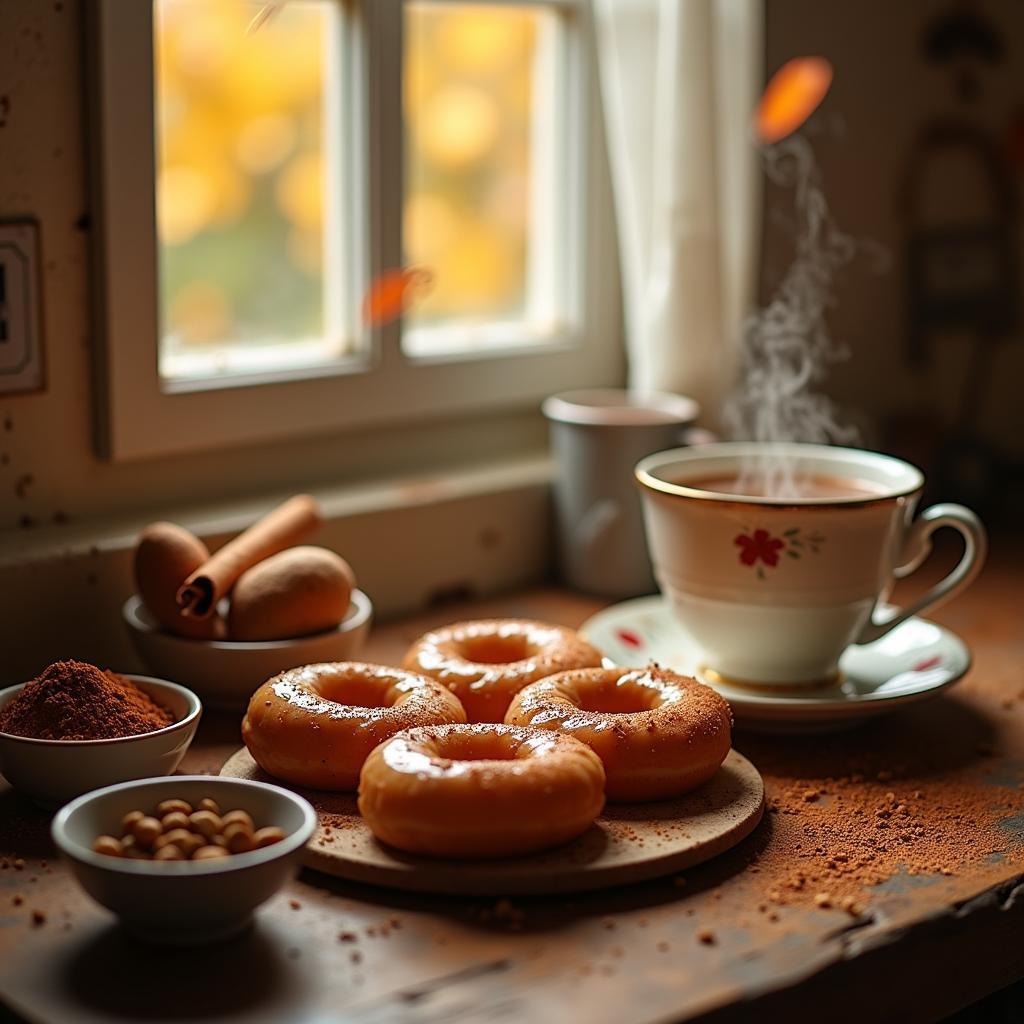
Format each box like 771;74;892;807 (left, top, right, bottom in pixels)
735;527;825;579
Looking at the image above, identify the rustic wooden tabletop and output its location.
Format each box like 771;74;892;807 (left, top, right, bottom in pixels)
1;539;1023;1024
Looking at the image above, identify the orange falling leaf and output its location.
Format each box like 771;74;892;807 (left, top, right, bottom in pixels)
755;57;833;145
361;267;435;327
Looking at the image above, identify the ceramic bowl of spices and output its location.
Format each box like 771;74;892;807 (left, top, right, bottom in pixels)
122;590;373;711
0;661;201;807
52;776;316;944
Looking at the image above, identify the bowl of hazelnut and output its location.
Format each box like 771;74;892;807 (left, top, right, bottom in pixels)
51;776;317;944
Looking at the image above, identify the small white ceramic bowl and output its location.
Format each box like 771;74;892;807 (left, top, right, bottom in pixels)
53;775;317;944
123;589;373;711
0;675;201;807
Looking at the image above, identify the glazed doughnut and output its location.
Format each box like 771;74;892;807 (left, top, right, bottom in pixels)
402;619;604;723
358;723;606;858
242;662;466;791
505;666;732;801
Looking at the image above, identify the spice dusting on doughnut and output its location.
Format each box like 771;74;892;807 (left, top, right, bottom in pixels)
403;619;604;723
506;666;732;801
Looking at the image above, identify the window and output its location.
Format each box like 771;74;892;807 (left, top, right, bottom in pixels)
154;0;351;382
403;3;565;356
88;0;620;460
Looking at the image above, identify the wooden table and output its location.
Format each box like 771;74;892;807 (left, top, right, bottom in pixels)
2;539;1023;1023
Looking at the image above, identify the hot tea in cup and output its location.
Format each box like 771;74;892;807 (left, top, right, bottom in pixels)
683;473;885;501
635;443;986;688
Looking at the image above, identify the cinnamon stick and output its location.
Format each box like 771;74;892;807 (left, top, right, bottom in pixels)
175;494;323;618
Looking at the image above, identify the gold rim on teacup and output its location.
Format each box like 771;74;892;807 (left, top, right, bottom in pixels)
634;441;924;509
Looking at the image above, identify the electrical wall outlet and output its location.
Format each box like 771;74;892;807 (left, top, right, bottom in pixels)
0;219;45;396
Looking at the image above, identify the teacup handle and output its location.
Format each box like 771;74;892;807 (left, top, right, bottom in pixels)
856;503;987;645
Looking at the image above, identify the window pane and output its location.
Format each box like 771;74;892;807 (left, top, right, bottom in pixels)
154;0;349;383
403;2;563;355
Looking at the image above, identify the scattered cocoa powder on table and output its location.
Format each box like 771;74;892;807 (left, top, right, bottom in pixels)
751;770;1024;914
0;660;173;740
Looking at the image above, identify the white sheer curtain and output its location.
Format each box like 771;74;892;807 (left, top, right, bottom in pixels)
593;0;763;420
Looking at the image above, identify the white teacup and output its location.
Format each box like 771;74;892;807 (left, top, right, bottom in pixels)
635;442;987;688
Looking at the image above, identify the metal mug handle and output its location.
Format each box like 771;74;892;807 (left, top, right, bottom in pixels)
856;503;987;645
576;427;713;554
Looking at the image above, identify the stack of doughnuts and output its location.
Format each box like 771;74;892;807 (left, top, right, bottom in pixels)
241;617;733;859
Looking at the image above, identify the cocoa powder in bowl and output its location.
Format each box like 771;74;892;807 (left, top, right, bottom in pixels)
0;661;173;740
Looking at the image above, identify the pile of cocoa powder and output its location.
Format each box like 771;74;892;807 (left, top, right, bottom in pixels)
0;660;173;740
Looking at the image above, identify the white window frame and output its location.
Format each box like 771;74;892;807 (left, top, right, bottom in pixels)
86;0;622;461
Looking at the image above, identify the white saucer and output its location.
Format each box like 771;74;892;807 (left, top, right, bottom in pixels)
579;596;971;733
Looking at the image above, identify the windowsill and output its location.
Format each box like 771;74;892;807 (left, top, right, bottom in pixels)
0;454;556;685
0;454;551;564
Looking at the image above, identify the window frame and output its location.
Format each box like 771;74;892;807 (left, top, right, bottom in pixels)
86;0;622;461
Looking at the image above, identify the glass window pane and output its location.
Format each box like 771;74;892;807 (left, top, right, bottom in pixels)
154;0;349;384
403;2;563;356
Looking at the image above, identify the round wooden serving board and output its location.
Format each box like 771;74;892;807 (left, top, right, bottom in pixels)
220;748;764;895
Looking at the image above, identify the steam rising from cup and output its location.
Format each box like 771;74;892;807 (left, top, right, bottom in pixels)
726;58;863;498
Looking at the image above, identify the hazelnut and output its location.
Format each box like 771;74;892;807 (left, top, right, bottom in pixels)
193;845;229;861
121;810;145;834
197;797;220;815
156;799;192;817
253;827;286;848
224;822;255;854
161;811;191;832
132;816;163;849
221;810;254;832
155;829;198;854
92;836;123;857
189;810;222;840
153;845;184;861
